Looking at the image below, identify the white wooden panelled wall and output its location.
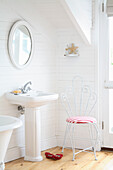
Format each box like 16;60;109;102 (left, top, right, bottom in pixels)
0;0;57;162
56;0;100;149
0;0;99;162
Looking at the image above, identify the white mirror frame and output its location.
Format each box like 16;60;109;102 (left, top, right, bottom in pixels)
8;20;34;69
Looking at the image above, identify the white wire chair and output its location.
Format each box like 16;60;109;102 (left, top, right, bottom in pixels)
61;76;100;161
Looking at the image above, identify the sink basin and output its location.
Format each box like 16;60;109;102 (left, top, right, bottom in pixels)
5;90;58;162
5;90;59;107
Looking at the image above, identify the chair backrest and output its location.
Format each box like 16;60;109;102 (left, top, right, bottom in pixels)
61;76;97;118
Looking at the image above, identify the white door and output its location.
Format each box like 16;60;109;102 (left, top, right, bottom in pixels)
101;11;113;147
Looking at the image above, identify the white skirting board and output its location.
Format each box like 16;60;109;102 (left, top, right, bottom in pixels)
5;137;57;162
56;136;101;151
5;146;25;163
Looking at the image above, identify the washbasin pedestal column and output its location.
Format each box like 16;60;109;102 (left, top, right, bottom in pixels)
24;107;43;162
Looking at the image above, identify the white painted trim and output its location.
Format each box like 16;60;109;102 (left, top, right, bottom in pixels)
99;0;109;148
5;137;57;162
5;146;25;163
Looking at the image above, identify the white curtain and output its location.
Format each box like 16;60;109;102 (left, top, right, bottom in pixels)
106;0;113;17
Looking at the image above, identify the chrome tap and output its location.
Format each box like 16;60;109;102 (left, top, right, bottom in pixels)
21;81;32;93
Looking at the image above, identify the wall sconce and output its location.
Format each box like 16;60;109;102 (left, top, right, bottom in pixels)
64;43;79;57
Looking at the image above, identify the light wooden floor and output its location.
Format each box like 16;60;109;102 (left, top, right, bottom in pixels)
5;147;113;170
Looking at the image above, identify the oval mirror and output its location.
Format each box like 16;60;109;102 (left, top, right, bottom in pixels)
8;21;34;69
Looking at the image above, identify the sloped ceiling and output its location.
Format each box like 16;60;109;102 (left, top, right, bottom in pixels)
31;0;92;44
31;0;74;29
62;0;92;44
5;0;92;44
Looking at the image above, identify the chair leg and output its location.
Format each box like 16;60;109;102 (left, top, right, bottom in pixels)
93;123;100;160
72;125;75;161
91;146;97;161
91;123;100;161
89;124;97;160
62;123;70;153
0;162;5;170
62;123;75;161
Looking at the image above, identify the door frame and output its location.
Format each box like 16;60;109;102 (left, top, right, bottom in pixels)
99;0;113;148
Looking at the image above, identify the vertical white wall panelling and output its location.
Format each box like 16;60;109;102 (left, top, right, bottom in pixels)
56;1;100;150
0;0;57;162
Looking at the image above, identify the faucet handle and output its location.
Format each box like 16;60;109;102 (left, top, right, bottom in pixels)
27;86;32;91
19;87;24;93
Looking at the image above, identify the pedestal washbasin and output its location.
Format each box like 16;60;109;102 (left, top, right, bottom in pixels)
5;91;58;107
5;90;58;162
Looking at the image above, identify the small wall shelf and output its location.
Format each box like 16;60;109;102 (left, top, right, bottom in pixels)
64;54;79;57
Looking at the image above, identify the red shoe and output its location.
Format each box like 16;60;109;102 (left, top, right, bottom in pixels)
45;152;63;160
45;152;54;159
53;154;63;160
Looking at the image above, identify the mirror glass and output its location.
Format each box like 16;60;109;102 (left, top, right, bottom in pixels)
8;21;33;69
12;26;31;65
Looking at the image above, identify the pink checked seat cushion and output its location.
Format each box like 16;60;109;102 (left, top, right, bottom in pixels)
66;116;97;124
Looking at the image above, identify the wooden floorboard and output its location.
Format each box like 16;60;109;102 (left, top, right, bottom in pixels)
5;147;113;170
